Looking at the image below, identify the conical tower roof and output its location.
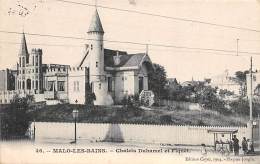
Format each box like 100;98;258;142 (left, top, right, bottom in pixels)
19;33;29;56
88;9;104;33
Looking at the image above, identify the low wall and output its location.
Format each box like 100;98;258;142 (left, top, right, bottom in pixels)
30;122;248;146
0;90;44;104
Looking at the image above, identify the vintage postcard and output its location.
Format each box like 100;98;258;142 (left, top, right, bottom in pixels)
0;0;260;163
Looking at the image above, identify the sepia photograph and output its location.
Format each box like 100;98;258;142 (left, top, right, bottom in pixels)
0;0;260;163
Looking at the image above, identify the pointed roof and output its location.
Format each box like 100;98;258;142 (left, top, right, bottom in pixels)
104;49;152;68
19;33;29;56
88;9;104;33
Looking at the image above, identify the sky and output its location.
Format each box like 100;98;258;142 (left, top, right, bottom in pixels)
0;0;260;82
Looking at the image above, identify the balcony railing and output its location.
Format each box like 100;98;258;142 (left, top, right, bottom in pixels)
44;91;56;99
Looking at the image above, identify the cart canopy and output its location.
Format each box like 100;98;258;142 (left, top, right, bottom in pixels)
207;129;238;134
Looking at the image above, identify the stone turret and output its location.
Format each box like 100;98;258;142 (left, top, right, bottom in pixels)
30;48;43;93
88;9;105;83
87;9;113;105
16;33;43;94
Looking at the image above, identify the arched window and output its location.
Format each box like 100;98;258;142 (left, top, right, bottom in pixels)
27;79;31;90
91;82;93;92
77;81;79;91
36;80;38;90
107;77;112;92
22;57;25;67
139;76;144;93
35;55;38;66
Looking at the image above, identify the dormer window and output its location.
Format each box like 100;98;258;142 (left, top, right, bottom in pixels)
113;51;121;66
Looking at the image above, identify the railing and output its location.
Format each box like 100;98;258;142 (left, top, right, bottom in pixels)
44;91;55;99
56;92;68;100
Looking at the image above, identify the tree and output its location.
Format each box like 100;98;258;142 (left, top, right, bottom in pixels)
235;71;249;83
219;89;234;98
229;98;259;117
1;95;32;139
201;87;225;112
235;70;249;96
148;63;167;101
85;82;96;106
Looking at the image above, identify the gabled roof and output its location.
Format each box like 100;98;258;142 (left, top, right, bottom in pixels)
19;33;29;56
104;49;149;68
78;47;152;71
88;9;104;33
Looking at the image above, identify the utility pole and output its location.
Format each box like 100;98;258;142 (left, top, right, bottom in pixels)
250;56;253;121
248;56;254;144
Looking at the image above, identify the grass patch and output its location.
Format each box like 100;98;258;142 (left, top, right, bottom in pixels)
18;104;249;126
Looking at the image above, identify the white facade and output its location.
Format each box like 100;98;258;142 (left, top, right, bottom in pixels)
210;70;241;95
68;67;88;104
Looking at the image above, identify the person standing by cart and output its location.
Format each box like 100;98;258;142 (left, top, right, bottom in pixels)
229;140;233;153
232;135;239;156
247;139;255;154
242;137;248;155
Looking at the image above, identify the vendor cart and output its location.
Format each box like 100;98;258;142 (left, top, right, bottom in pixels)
208;128;238;155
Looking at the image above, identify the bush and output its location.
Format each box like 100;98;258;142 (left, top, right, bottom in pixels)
121;96;128;107
121;94;140;107
219;89;234;98
160;115;172;124
229;98;258;117
1;95;32;139
197;120;205;126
